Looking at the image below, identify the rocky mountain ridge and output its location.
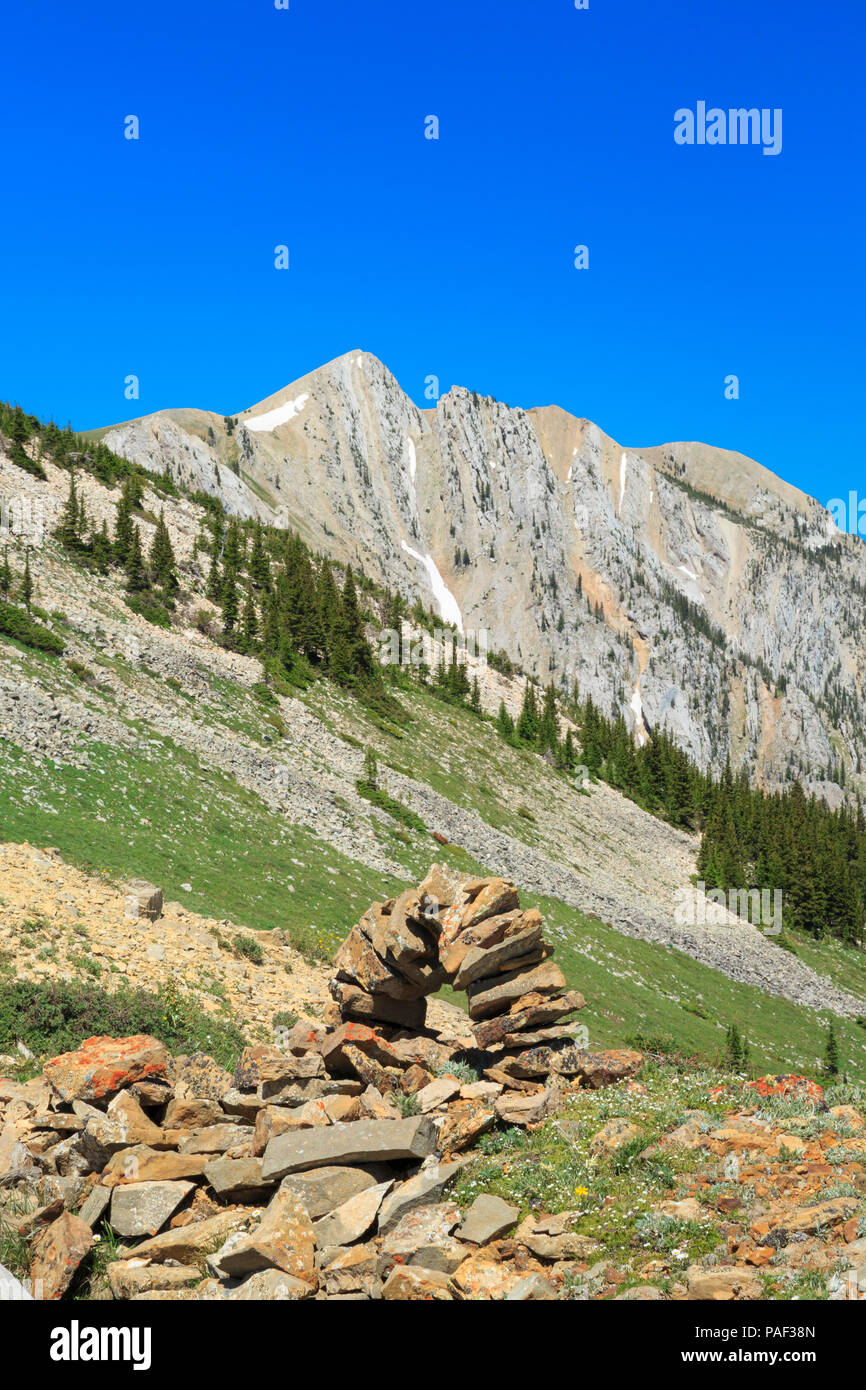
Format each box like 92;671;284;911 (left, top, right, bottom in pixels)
94;350;866;799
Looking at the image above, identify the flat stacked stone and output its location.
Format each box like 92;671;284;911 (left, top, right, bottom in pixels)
328;864;585;1051
328;884;449;1030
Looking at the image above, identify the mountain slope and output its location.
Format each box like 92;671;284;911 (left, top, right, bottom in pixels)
93;351;866;801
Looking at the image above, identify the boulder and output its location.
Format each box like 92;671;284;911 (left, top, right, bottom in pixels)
30;1212;92;1300
261;1115;438;1181
589;1118;642;1156
121;1208;255;1265
472;993;586;1049
110;1181;195;1237
203;1156;275;1201
107;1261;201;1300
312;1180;392;1248
212;1188;317;1286
382;1266;453;1300
458;1194;519;1244
468;961;566;1021
377;1161;467;1234
685;1266;762;1300
44;1036;169;1104
378;1203;462;1278
279;1166;383;1220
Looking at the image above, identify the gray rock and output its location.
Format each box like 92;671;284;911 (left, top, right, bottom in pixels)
457;1193;519;1244
78;1183;111;1229
203;1156;275;1201
261;1115;438;1181
377;1160;467;1234
109;1181;195;1237
312;1180;392;1248
279;1165;384;1219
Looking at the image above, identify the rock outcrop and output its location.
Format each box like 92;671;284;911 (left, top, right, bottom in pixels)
94;349;866;802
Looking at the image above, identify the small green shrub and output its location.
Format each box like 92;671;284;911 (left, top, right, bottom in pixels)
232;933;265;965
0;600;65;653
124;592;171;628
252;682;278;706
272;1010;298;1031
0;978;247;1069
355;779;426;832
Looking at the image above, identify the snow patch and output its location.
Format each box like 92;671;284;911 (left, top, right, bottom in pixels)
407;437;417;485
677;564;698;581
401;540;463;633
630;683;648;747
245;394;310;433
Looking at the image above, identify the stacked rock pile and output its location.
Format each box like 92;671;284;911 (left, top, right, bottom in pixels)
330;863;586;1052
0;867;644;1301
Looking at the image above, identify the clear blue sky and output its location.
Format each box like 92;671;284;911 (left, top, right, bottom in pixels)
1;0;863;505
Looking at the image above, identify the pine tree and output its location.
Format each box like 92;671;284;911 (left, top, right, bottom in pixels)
338;566;373;681
538;683;559;754
0;548;11;598
55;470;83;551
113;478;136;564
241;587;258;647
205;544;221;603
496;701;515;740
149;511;177;595
92;522;112;574
517;681;540;743
249;523;271;590
363;746;378;789
563;728;576;770
124;525;148;592
20;551;33;613
470;676;482;714
823;1023;841;1077
221;565;239;634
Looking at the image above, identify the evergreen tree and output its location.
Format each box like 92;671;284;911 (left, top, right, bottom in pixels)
241;587;258;647
206;549;222;604
516;681;540;743
221;564;239;634
496;701;515;740
149;511;177;594
823;1023;841;1077
20;551;33;613
124;525;148;592
0;548;11;598
55;470;83;551
363;746;378;788
538;683;559;754
113;478;137;564
249;523;271;590
331;566;373;683
92;522;112;574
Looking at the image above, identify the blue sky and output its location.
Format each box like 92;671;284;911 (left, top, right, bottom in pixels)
0;0;862;506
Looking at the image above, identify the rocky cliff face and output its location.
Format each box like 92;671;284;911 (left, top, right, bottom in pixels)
95;351;866;796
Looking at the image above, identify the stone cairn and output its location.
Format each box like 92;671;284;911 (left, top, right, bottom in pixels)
1;866;642;1303
329;863;586;1052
